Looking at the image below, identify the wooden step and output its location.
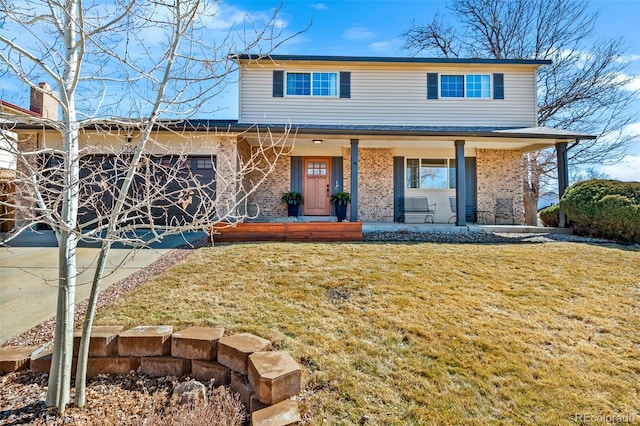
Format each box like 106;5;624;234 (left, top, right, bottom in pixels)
211;222;362;243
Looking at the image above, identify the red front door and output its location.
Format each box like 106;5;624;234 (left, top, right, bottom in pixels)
303;158;331;215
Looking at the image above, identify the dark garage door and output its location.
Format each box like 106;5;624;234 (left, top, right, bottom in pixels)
73;155;217;229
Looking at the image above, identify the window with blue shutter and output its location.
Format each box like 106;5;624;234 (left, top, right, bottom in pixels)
493;73;504;99
273;70;284;97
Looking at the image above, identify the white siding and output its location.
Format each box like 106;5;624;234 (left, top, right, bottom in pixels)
0;130;17;170
239;64;538;128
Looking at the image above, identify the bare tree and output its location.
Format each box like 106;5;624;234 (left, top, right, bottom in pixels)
0;0;300;413
403;0;638;224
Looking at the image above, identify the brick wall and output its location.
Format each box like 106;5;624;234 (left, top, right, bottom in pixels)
358;148;394;222
245;148;290;220
476;149;524;224
14;133;39;227
214;136;239;219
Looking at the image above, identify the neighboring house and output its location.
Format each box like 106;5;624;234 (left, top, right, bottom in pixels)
5;55;596;228
0;97;46;232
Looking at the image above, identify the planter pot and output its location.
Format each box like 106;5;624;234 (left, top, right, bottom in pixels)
335;203;348;222
287;203;299;217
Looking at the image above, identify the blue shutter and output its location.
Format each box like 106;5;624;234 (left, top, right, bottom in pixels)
331;157;343;194
290;157;302;193
393;156;405;222
427;73;438;99
465;157;478;222
273;70;284;97
340;72;351;98
493;73;504;99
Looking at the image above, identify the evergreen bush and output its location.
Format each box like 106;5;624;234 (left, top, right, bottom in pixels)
560;179;640;243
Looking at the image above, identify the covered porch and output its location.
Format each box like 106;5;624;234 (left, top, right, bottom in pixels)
209;220;573;243
236;124;596;227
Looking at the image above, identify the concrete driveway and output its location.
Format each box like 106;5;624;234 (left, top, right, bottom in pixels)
0;228;206;343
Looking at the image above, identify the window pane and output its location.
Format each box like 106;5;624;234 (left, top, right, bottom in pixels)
466;74;491;98
195;159;213;169
441;75;464;98
286;73;310;96
420;159;448;189
406;159;419;188
312;72;337;96
449;159;456;189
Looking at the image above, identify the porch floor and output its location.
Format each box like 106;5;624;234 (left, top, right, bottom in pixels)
211;220;572;243
363;223;573;235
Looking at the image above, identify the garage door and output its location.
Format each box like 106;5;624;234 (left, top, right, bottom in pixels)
74;155;217;229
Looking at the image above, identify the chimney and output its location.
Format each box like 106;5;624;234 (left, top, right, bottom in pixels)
30;82;58;120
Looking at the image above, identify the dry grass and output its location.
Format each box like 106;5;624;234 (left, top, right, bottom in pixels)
96;242;640;425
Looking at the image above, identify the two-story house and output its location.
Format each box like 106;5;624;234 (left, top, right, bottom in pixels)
6;55;595;229
232;54;594;225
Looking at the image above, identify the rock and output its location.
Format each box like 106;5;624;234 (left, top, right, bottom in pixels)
171;380;207;406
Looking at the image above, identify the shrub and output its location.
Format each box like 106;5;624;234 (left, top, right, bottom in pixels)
560;179;640;243
539;204;560;227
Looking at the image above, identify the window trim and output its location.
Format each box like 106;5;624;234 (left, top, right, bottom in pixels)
285;71;339;97
438;73;492;99
406;158;456;190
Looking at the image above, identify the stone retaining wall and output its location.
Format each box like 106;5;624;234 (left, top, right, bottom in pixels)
0;325;302;426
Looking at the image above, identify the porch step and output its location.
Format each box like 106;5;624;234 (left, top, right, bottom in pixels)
299;216;337;222
211;222;362;243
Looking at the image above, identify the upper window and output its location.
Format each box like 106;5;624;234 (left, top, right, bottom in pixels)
406;158;456;189
466;74;491;98
312;73;338;96
440;74;491;98
286;73;311;96
440;75;464;98
286;72;338;96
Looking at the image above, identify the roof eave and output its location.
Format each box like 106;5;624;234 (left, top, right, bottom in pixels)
230;53;552;67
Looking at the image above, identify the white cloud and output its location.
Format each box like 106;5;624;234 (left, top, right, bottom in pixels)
368;39;403;54
343;27;375;41
313;3;328;11
616;53;640;63
597;154;640;181
611;72;640;93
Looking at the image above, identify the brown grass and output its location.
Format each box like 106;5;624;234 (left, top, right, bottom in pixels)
96;242;640;425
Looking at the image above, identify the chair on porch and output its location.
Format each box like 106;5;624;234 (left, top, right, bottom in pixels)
448;196;456;223
404;197;436;223
494;198;516;224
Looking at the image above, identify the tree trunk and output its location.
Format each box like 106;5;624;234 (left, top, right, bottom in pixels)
522;154;541;226
75;243;111;408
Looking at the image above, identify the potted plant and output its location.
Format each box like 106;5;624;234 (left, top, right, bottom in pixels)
281;191;304;217
330;191;351;222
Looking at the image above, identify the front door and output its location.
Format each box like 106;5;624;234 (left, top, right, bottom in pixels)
303;157;331;215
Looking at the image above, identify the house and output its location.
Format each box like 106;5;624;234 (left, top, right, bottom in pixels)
0;94;51;232
231;54;594;225
4;55;596;229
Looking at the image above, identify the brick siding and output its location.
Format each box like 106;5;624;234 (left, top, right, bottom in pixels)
476;149;524;224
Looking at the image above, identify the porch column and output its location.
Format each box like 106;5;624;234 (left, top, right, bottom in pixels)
454;140;466;226
556;141;569;227
350;139;359;222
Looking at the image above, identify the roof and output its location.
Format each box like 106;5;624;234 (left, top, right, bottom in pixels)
175;121;595;140
0;100;40;117
232;54;552;66
8;120;595;141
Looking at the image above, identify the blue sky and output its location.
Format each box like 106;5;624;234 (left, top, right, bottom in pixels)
219;0;640;181
2;0;639;180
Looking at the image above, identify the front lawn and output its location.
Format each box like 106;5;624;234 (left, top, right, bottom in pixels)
96;242;640;425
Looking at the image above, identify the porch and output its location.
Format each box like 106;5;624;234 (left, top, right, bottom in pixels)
210;220;572;243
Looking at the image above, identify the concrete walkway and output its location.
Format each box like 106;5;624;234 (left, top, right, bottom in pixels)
0;229;206;343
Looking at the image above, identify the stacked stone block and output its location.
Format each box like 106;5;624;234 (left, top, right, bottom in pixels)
1;326;303;425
